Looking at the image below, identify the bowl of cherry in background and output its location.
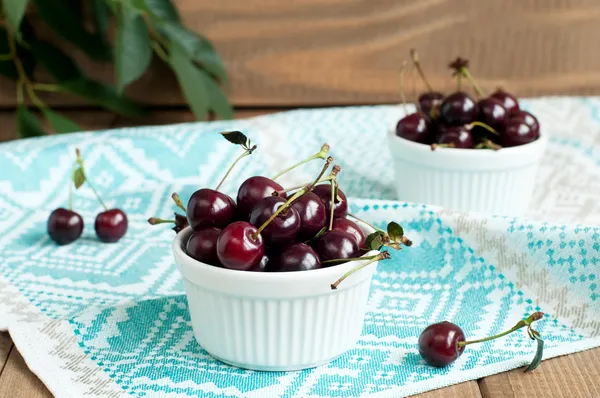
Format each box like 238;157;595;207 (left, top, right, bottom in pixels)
386;51;548;216
150;131;410;371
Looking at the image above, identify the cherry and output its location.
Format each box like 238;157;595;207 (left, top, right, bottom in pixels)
186;188;235;230
313;230;359;264
477;97;507;128
186;226;222;266
439;92;478;126
509;110;539;136
47;208;84;245
418;92;444;120
490;89;520;114
436;126;474;149
291;192;327;240
418;321;466;367
268;242;321;272
95;209;128;243
501;120;537;147
312;184;348;221
249;196;300;246
331;218;365;248
216;221;264;270
236;176;286;220
395;112;434;144
248;253;270;272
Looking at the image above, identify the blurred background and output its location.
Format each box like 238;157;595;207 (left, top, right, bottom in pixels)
1;0;600;141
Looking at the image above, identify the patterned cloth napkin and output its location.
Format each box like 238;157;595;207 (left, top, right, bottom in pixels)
1;97;599;398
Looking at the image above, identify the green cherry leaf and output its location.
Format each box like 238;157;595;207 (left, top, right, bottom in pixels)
4;0;29;37
525;331;544;372
365;231;385;251
42;109;81;134
387;221;404;242
16;106;46;138
72;167;86;189
220;131;250;148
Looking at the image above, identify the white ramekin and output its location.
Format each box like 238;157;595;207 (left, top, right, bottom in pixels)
386;125;548;216
172;223;379;371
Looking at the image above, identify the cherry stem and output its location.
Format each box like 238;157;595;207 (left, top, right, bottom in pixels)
147;217;176;225
329;179;336;230
215;145;257;191
468;121;499;136
459;67;484;98
322;254;381;264
272;143;330;181
458;312;544;347
277;175;334;195
398;61;409;115
347;213;385;234
330;251;390;290
68;173;73;211
252;188;308;239
75;149;108;211
308;156;333;191
171;192;186;213
457;74;462;91
409;49;433;92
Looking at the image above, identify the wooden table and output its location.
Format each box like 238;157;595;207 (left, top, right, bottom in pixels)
0;108;599;397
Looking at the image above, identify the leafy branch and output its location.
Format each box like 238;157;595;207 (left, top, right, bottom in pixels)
0;0;232;138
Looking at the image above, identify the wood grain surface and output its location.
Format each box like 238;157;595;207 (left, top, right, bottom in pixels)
2;0;600;108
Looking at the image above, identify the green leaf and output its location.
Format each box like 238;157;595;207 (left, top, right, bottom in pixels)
169;40;208;120
72;167;86;189
4;0;29;35
365;231;385;251
42;109;81;134
160;22;228;84
134;0;181;22
525;332;544;372
220;131;250;147
28;40;82;83
115;6;152;93
32;0;112;61
61;78;148;117
387;222;404;242
200;70;233;119
92;0;111;39
16;106;45;138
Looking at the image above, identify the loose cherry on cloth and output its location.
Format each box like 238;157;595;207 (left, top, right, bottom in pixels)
47;208;84;245
419;312;545;371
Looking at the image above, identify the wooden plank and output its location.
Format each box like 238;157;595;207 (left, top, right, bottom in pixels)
2;0;600;107
0;110;118;143
0;333;12;377
0;340;52;398
417;381;482;398
478;346;600;398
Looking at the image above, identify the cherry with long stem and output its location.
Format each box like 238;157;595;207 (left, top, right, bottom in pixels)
272;143;330;181
330;251;391;289
458;312;544;347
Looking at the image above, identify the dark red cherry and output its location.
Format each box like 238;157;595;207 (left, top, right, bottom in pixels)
249;196;300;246
95;209;128;243
418;92;444;119
477;97;507;128
313;230;359;264
248;253;270;272
418;321;466;367
186;227;222;266
437;126;474;149
509;110;539;136
490;89;520;114
236;176;286;220
312;184;348;221
501;120;537;147
439;92;478;126
395;112;434;144
187;188;235;230
291;192;327;240
331;218;365;248
267;242;321;272
47;208;84;245
216;221;264;270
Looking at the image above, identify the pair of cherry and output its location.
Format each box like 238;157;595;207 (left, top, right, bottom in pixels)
47;149;128;245
396;51;540;149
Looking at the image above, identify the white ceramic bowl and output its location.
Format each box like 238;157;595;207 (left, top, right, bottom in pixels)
172;223;379;371
386;125;548;216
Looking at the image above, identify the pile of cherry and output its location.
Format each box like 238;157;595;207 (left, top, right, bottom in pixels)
47;149;128;245
149;131;410;289
396;51;540;149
